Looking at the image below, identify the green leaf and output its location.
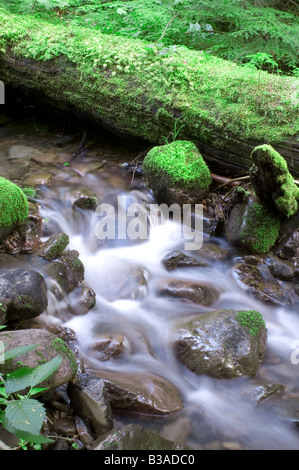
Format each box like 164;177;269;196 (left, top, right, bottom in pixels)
4;344;38;361
27;356;62;389
3;398;46;436
15;430;54;444
5;356;62;395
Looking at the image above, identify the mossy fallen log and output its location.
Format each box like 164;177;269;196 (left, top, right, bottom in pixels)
0;7;298;175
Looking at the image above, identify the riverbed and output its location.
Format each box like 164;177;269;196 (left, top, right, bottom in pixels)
1;99;299;450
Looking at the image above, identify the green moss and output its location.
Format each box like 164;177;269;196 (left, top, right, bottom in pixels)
51;337;78;375
0;7;297;152
236;310;266;336
240;201;280;253
250;144;299;218
143;140;211;192
0;176;29;231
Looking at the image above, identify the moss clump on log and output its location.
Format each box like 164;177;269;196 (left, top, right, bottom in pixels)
0;177;29;241
143;140;211;203
250;144;299;218
0;7;298;174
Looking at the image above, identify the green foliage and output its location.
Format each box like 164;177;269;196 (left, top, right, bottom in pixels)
3;0;298;76
0;342;62;446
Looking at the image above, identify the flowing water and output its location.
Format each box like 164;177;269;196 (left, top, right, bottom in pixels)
1;108;299;450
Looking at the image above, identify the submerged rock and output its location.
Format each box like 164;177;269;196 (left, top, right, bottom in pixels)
92;424;188;450
155;278;219;306
162;250;208;271
0;268;48;324
143;140;211;205
232;258;290;307
175;309;267;378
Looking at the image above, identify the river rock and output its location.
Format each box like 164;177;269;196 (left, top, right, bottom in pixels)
174;309;267;378
67;372;113;435
0;328;78;392
162;250;208;271
91;370;183;415
23;172;53;186
232;258;290;307
266;255;295;281
96;264;147;301
37;232;69;261
92;424;188;450
0;268;48;324
72;187;99;211
68;284;96;316
155;278;219;306
225;195;280;254
45;249;85;294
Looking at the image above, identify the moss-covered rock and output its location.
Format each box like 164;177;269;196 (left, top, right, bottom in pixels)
250;144;299;218
0;177;29;242
37;232;69;261
143;140;211;204
225;195;280;253
175;309;267;378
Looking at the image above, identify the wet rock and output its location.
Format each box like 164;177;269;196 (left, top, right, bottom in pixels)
68;284;96;316
0;328;78;392
198;242;229;262
175;309;267;378
72;187;99;211
93;370;183;415
37;232;69;261
155;278;219;306
275;231;299;260
75;416;94;446
23;172;53;186
49;416;76;437
266;255;295;281
259;397;299;425
8;144;38;160
0;268;48;324
92;424;188;450
45;249;84;294
225;195;280;254
96;264;147;301
87;334;124;361
232;259;290;307
67;372;113;435
162;250;208;271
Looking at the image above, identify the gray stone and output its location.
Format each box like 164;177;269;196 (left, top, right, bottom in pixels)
67;372;113;435
0;268;48;324
94;370;183;415
92;424;188;450
175;309;267;378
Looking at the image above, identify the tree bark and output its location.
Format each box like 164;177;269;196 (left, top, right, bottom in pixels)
0;8;298;176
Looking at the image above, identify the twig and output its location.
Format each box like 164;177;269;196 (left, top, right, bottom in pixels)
214;175;250;191
156;13;179;43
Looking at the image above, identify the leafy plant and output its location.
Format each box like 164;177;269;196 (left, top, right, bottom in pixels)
0;342;62;447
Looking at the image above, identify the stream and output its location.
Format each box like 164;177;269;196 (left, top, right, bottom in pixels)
1;100;299;450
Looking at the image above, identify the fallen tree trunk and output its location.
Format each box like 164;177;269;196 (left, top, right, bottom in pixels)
0;8;298;176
